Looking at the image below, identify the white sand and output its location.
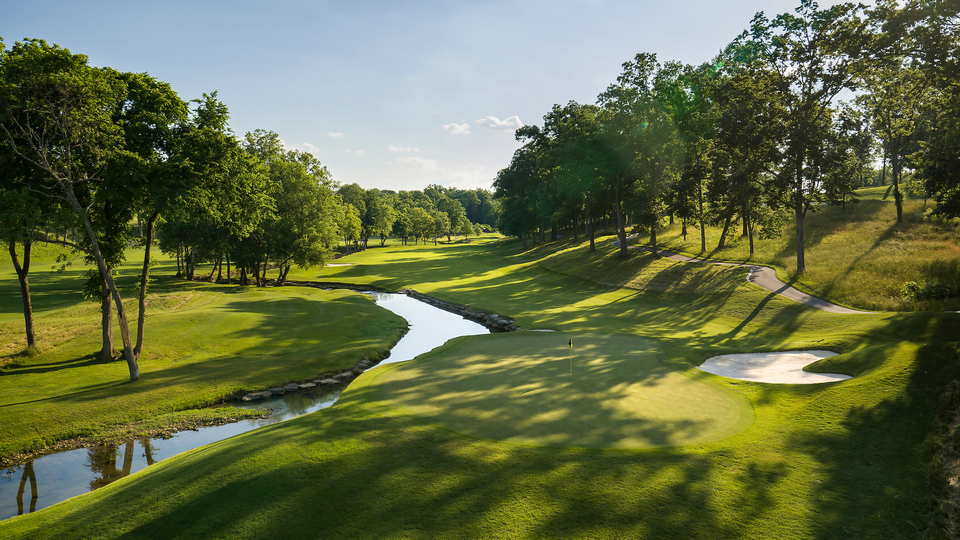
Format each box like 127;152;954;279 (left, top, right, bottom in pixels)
697;350;852;384
326;263;353;267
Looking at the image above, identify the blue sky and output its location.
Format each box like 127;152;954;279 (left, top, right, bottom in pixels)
2;1;847;192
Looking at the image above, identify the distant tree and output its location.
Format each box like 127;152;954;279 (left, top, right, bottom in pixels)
338;203;362;253
408;206;433;245
859;63;928;223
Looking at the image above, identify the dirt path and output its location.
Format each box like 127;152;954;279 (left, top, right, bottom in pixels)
622;242;869;314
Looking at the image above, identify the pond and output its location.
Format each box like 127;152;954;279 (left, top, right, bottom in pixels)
0;291;490;521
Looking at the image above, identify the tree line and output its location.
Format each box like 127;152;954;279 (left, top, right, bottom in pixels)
0;38;498;382
493;0;960;271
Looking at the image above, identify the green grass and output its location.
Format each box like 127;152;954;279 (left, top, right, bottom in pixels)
3;235;959;538
360;332;754;448
647;189;960;311
0;247;407;460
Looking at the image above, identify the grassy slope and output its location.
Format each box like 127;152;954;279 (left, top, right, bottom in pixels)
0;248;406;459
2;236;958;539
652;187;960;311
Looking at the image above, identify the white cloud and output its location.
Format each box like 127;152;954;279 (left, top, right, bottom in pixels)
346;149;364;156
392;156;439;170
475;115;523;131
388;145;420;153
443;122;471;135
328;132;345;138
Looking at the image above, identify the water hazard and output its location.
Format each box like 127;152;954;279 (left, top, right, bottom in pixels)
0;291;489;520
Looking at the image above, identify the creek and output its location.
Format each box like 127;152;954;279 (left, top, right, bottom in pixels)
0;291;490;520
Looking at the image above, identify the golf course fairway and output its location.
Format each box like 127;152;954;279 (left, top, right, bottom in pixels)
360;332;754;448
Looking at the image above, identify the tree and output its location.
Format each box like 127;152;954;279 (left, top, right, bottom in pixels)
338;203;362;252
598;52;683;257
859;63;928;223
708;57;785;256
494;145;540;249
0;39;141;380
749;0;876;273
408;206;434;245
242;130;338;282
822;104;873;211
543;101;605;251
109;70;189;358
364;190;397;246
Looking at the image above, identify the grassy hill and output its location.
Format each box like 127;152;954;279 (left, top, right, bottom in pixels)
3;233;958;538
625;187;960;311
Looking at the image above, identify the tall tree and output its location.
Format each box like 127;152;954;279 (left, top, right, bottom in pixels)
0;39;141;380
749;0;876;273
859;63;928;223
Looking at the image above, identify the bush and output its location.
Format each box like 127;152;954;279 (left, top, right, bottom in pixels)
902;280;960;301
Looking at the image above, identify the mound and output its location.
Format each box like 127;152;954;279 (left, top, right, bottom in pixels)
363;332;753;448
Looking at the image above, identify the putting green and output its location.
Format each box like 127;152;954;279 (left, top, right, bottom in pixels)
365;332;754;449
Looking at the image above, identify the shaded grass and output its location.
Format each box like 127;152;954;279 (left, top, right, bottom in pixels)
3;237;959;538
0;248;406;459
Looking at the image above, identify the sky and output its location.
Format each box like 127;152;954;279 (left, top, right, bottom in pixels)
2;0;850;192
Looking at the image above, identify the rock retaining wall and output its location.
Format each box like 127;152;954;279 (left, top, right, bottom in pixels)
398;289;519;333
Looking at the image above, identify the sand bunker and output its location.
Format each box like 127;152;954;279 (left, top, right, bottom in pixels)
698;350;852;384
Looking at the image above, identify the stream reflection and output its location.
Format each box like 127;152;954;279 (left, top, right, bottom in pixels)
0;291;489;520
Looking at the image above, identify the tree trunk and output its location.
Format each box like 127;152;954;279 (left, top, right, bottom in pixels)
9;239;36;348
717;213;732;250
226;254;231;284
881;146;887;186
650;223;658;257
795;206;806;274
892;137;903;224
586;195;596;253
746;200;755;257
187;247;195;281
615;184;628;259
214;253;223;283
698;176;706;254
98;274;114;363
134;212;158;359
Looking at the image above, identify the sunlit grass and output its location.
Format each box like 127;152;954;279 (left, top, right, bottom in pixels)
0;248;406;459
3;234;960;538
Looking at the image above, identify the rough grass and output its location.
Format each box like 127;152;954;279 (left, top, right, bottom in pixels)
652;188;960;311
3;237;959;538
0;248;406;459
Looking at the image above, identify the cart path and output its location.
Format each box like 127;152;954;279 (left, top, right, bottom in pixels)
612;237;870;314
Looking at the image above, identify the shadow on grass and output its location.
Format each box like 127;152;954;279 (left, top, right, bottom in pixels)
9;404;787;539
